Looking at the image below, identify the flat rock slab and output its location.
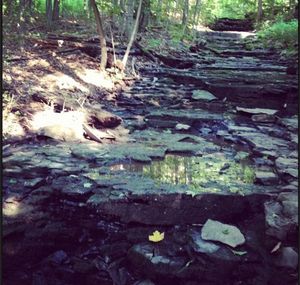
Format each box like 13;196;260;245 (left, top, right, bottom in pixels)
192;90;217;101
236;107;278;115
201;219;246;248
145;109;223;127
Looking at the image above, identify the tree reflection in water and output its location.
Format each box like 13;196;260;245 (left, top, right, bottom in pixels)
111;154;255;190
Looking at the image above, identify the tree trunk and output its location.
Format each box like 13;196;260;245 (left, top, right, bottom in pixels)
122;0;142;70
125;0;135;40
52;0;60;21
139;0;151;31
192;0;201;28
182;0;189;26
257;0;263;22
90;0;108;71
46;0;53;27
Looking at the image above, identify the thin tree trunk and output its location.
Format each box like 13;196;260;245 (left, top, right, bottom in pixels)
46;0;53;27
257;0;263;22
139;0;151;31
192;0;201;28
182;0;189;26
122;0;142;69
90;0;108;71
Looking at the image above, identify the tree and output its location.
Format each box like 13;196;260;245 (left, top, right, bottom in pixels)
90;0;108;71
52;0;60;21
257;0;263;22
46;0;53;26
122;0;143;70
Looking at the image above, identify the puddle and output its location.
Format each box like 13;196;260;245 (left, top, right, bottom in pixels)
110;153;255;194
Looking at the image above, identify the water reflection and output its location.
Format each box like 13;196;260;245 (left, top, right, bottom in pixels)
110;154;255;188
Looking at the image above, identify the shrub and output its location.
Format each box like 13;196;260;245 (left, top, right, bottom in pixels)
257;20;298;51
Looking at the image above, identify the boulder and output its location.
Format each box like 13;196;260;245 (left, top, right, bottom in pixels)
201;219;245;248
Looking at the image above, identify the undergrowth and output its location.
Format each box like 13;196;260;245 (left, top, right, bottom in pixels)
257;20;298;55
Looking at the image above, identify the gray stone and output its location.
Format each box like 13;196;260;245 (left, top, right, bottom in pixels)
275;247;298;269
279;117;298;131
251;114;276;123
282;201;298;223
275;157;298;177
51;175;95;196
192;90;217;101
237;132;287;152
189;229;220;253
236;107;278;115
264;201;295;240
201;219;245;248
127;243;186;277
24;177;45;188
255;171;278;185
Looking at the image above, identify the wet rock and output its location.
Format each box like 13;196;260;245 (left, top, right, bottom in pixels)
236;107;278;116
51;175;95;196
127;243;186;278
175;123;191;131
72;257;96;274
274;247;298;269
237;132;287;152
264;201;297;240
189;229;220;253
201;219;246;248
255;171;278;185
24;177;45;189
145;109;223;128
281;201;298;223
278;116;298;132
275;157;298;178
251;114;276;123
192;90;217;101
44;250;69;265
134;280;156;285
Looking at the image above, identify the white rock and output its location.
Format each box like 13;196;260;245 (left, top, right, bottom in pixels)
175;123;191;131
192;90;217;101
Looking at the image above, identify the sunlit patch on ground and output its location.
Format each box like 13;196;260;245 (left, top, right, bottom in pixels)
41;72;89;92
77;68;114;90
30;108;86;141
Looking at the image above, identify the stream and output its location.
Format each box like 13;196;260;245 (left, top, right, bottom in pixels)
3;29;298;285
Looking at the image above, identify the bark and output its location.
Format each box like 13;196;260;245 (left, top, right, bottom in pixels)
52;0;60;21
122;0;143;69
125;0;135;40
182;0;189;26
257;0;263;22
139;0;151;31
90;0;108;70
46;0;53;26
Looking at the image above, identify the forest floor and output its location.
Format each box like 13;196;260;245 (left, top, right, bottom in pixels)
3;20;299;285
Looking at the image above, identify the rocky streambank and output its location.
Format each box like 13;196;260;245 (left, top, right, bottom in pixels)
3;29;298;285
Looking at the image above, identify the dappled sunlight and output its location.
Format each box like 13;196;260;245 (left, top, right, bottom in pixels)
41;72;89;92
2;199;34;217
30;108;86;141
77;68;114;90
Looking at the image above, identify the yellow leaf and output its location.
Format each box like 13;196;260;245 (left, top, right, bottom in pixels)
148;230;164;243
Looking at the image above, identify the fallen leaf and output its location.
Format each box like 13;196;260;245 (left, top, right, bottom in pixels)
270;241;281;253
148;230;164;243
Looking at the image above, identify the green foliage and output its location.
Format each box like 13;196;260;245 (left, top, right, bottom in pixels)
146;38;162;49
257;20;298;51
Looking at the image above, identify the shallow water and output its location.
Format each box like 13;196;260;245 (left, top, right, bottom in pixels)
110;153;255;194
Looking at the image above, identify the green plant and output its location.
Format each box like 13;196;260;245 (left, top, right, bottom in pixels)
257;20;298;51
242;166;255;183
